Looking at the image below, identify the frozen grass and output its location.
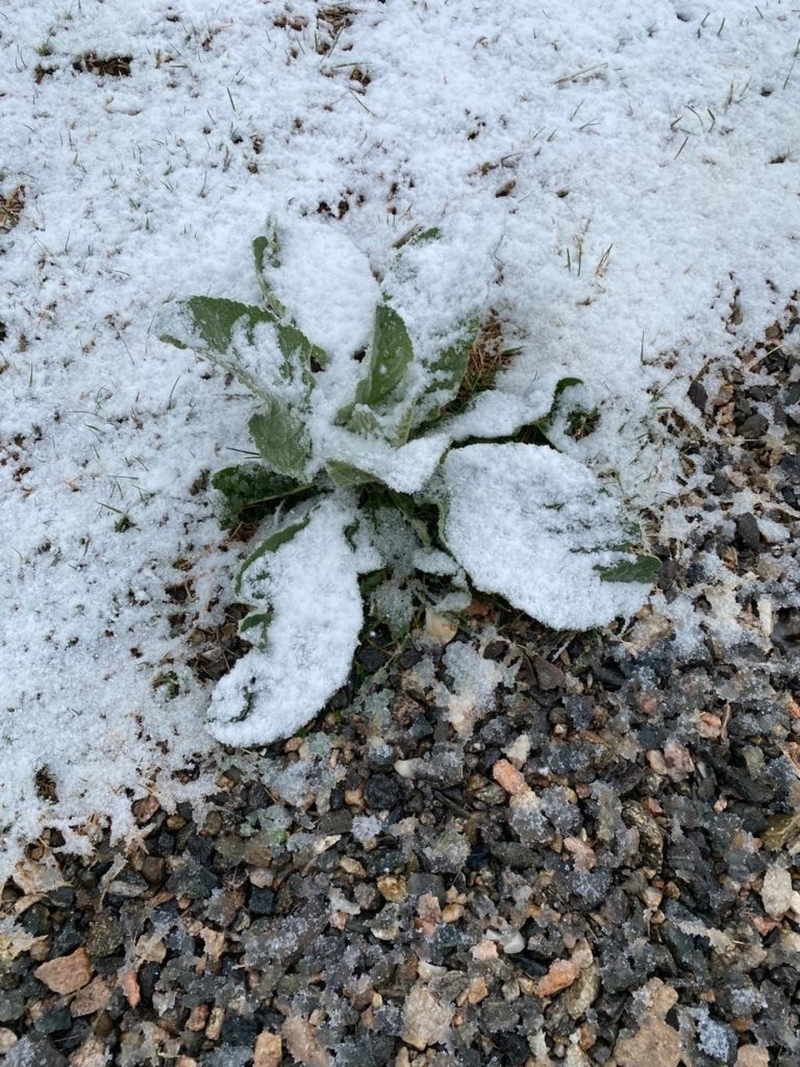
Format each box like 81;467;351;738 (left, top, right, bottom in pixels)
0;0;798;879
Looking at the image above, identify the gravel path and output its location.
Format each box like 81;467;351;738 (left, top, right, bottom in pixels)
1;310;798;1066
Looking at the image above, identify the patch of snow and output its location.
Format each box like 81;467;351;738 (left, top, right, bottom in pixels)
208;498;380;746
440;444;652;629
0;0;797;877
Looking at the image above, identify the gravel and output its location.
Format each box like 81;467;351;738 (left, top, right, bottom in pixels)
1;308;799;1065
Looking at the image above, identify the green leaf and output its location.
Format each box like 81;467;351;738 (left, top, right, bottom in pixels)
554;376;583;398
325;458;376;488
354;304;414;410
409;226;441;245
253;221;288;319
248;400;311;480
597;554;661;584
239;610;273;643
235;512;312;596
211;463;313;528
160;296;279;400
183;295;275;354
276;322;328;378
411;319;478;432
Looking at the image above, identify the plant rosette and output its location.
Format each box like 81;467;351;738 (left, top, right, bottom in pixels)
159;218;658;746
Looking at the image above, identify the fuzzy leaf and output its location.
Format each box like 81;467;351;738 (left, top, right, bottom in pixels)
235;512;313;597
239;610;273;644
554;376;583;397
411;320;478;433
208;500;381;746
409;226;441;245
353;304;414;410
181;295;276;355
275;321;328;379
325;459;376;488
211;463;313;528
248;400;311;480
597;554;661;584
439;443;654;630
253;229;288;319
160;296;278;399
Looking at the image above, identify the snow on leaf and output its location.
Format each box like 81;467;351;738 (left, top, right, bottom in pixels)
208;499;381;746
248;399;311;480
439;443;653;630
252;222;286;319
356;303;415;409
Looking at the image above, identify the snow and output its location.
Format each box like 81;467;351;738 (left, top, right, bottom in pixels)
208;497;379;746
1;0;798;879
440;443;653;629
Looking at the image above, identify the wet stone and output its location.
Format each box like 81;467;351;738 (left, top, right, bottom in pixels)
166;856;220;899
738;412;769;438
735;513;761;550
365;772;403;811
5;1033;69;1067
85;913;124;957
52;919;82;956
20;902;51;936
248;886;276;917
34;1005;72;1034
0;989;25;1022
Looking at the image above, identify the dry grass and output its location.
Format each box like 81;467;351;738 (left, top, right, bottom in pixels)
454;312;517;409
0;186;24;234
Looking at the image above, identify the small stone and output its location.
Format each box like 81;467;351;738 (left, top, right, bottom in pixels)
491;759;529;796
466;976;490;1004
377;874;407;902
34;946;93;994
425;608;458;644
735;512;761;550
0;1028;18;1054
106;869;149;898
365;772;403;811
736;1047;770;1067
662;738;694;781
5;1033;69;1067
613;1016;681;1067
254;1032;283;1067
441;903;464;922
761;865;795;918
86;913;124;957
531;652;568;690
534;959;580;997
282;1015;332;1067
0;990;25;1023
739;413;768;439
248;886;276;917
69;1035;111;1067
401;984;454;1051
205;1006;225;1042
166;857;220;899
186;1005;209;1032
471;939;499;962
71;976;112;1017
34;1004;71;1035
564;963;600;1019
563;836;597;871
688;379;708;411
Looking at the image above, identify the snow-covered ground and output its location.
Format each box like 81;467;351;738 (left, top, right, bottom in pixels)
1;0;797;880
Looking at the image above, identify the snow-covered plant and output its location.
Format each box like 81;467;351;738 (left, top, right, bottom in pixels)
160;219;658;746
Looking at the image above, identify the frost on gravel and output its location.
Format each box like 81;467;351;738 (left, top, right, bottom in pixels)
440;443;652;630
208;498;379;746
